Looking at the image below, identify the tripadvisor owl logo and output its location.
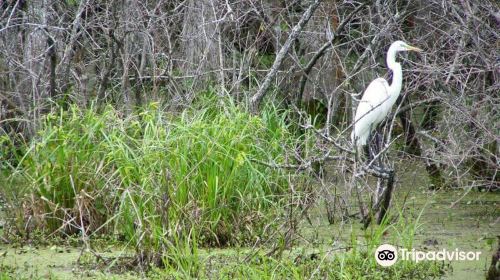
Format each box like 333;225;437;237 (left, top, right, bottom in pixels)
375;244;398;267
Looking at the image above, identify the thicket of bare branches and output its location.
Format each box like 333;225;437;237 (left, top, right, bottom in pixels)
0;0;498;219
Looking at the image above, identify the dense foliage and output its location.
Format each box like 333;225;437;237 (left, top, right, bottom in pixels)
3;99;303;260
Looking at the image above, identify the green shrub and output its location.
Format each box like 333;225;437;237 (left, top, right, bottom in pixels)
7;99;301;260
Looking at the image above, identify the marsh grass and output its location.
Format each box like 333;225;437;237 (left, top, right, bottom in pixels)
2;97;302;263
145;208;445;279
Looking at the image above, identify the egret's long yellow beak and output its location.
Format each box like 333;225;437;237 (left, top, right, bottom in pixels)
406;45;423;52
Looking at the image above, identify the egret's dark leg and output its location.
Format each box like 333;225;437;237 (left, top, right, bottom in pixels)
366;130;384;173
365;131;378;164
374;131;383;167
365;124;376;163
364;143;372;162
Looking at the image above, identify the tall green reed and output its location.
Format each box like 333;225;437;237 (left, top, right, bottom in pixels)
6;97;301;261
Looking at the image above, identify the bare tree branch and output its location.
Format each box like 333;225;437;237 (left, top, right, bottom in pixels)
250;0;323;114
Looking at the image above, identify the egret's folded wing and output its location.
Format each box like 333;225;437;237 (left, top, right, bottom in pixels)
352;78;390;146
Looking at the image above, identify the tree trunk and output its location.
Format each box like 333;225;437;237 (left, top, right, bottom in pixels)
180;0;221;93
20;0;54;134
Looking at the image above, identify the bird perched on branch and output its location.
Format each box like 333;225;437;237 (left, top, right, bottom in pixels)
351;40;422;157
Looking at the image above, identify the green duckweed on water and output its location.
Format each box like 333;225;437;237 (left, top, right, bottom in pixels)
1;163;498;279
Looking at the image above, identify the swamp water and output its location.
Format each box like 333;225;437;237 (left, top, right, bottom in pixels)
0;163;498;279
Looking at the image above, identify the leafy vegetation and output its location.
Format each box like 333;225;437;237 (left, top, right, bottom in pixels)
2;97;303;262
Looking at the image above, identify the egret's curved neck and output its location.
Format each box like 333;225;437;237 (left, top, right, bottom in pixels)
386;48;403;100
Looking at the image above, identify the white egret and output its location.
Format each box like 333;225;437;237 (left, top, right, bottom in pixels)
351;40;422;154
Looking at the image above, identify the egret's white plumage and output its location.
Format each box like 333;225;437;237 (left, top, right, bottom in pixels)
351;40;422;150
